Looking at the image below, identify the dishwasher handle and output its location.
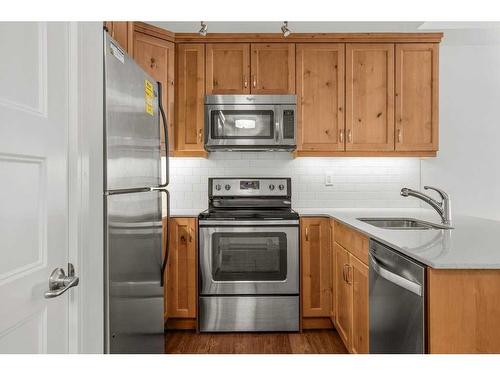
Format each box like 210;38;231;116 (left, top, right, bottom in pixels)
369;253;423;296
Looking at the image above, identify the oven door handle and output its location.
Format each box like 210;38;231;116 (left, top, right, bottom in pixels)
369;253;422;296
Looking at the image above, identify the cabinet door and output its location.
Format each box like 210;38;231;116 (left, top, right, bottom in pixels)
105;21;133;53
176;44;206;155
395;44;439;151
133;32;175;153
296;44;345;152
346;44;395;151
166;217;197;318
251;43;295;94
350;254;369;354
329;220;336;323
335;243;352;348
301;218;331;317
206;44;250;94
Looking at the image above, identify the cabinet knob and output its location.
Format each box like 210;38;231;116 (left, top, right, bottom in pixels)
244;77;248;88
339;129;344;143
150;58;156;68
397;129;402;143
253;75;257;88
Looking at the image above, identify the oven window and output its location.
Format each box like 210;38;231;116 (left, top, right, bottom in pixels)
211;232;287;281
210;110;274;139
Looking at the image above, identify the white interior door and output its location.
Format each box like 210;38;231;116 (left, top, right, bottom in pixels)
0;22;72;353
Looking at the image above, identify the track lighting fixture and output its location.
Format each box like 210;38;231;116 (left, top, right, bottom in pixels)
199;21;208;36
281;21;291;37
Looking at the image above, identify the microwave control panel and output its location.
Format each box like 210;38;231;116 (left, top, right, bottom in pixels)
282;110;295;139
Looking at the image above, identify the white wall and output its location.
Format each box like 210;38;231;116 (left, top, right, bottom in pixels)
421;30;500;220
166;154;421;210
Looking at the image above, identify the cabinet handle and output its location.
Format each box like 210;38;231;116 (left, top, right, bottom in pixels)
347;265;353;285
397;128;402;143
305;227;309;241
347;129;352;143
150;57;156;69
253;75;257;88
188;227;193;243
342;264;348;282
339;129;344;143
244;77;248;88
198;129;203;143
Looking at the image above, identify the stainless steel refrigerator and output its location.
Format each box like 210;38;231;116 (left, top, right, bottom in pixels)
103;32;169;354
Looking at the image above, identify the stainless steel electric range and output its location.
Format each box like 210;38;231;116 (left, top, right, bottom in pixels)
198;177;300;332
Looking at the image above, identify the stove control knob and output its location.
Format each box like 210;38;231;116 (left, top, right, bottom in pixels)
215;184;222;191
269;184;275;191
225;184;231;191
278;184;285;191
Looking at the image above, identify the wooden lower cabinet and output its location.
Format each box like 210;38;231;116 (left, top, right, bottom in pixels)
350;255;369;354
427;268;500;353
301;218;333;329
333;220;369;353
164;217;197;329
334;243;352;345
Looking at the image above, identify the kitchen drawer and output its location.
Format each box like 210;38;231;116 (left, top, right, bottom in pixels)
334;221;369;265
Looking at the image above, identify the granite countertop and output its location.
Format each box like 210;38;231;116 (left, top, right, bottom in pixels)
298;208;500;269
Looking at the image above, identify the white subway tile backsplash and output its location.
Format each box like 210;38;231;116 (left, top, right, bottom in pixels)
163;154;422;211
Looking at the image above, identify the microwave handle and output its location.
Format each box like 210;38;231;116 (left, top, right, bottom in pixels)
275;108;281;143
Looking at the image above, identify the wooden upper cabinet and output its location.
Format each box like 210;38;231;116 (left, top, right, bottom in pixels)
251;43;295;94
166;217;197;319
301;217;331;318
346;44;395;151
105;21;133;53
335;242;352;347
176;44;206;156
395;43;439;151
350;254;369;354
133;32;175;153
206;44;250;94
296;44;345;152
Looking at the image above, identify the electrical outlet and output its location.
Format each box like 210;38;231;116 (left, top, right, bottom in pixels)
324;175;334;186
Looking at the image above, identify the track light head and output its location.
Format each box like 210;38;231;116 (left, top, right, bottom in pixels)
281;21;291;37
199;21;208;36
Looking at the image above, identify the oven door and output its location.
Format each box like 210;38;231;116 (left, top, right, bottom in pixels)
205;104;280;149
199;222;299;295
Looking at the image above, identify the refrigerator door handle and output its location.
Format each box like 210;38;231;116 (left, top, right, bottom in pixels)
151;187;170;286
157;82;169;187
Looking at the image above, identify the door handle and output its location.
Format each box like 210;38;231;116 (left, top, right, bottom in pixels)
275;121;280;142
158;82;169;187
44;263;79;299
151;187;170;287
369;253;422;296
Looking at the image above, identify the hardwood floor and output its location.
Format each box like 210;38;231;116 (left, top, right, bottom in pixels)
165;330;348;354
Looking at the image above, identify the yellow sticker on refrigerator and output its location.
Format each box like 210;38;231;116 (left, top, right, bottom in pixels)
144;79;154;116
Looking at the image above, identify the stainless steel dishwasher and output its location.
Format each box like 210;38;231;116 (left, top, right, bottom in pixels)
369;240;426;354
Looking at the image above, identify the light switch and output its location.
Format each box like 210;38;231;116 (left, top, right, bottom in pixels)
325;175;334;186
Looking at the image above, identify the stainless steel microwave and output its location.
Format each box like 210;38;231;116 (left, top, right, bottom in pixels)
204;95;296;151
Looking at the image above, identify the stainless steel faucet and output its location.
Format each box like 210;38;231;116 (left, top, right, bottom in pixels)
401;186;452;226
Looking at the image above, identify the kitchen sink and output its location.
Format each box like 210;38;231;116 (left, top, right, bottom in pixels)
357;217;452;230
